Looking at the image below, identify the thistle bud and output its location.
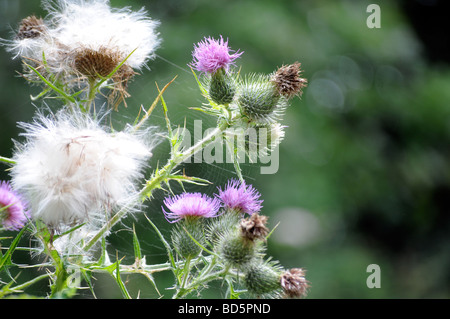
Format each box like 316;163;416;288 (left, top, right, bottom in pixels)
206;211;241;246
218;230;257;268
237;74;286;124
207;68;237;105
244;261;282;296
218;214;268;268
171;217;206;259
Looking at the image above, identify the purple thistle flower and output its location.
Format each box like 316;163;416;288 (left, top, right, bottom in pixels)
162;192;222;223
191;35;243;74
0;181;29;230
217;179;263;215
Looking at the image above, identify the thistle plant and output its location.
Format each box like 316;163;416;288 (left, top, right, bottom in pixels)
0;0;309;299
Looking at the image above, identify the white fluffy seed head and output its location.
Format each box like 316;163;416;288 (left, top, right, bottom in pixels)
45;0;161;70
3;0;160;78
10;109;154;230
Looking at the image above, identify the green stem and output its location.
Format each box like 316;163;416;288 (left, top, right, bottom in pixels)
0;156;16;165
13;273;50;291
140;122;228;200
24;62;76;105
86;255;213;284
86;78;97;113
50;266;70;298
41;240;71;298
180;256;192;288
172;262;233;299
84;112;230;254
233;151;245;183
83;207;125;252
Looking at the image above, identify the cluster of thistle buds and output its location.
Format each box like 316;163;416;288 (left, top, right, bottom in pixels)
172;35;309;297
190;36;307;158
162;179;310;298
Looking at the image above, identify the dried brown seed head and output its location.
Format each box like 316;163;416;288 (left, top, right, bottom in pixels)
272;62;307;99
72;46;137;110
280;268;310;298
240;213;269;242
17;15;47;40
73;47;124;78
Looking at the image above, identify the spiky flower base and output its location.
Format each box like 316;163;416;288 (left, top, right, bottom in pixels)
171;218;206;259
237;75;286;124
244;261;282;296
219;233;257;268
208;69;237;105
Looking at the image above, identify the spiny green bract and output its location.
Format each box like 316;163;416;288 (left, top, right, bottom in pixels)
206;211;241;246
216;224;265;269
207;69;238;105
244;260;282;296
237;74;286;123
171;218;206;259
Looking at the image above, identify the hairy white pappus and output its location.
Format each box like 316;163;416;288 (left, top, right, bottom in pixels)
10;110;154;230
44;0;161;70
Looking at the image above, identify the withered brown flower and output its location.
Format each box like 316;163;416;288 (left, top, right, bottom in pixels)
73;47;124;79
280;268;310;298
17;15;47;40
272;62;307;99
72;46;137;109
240;213;269;242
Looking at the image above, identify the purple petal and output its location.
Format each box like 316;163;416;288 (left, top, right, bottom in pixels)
216;179;263;215
191;35;243;73
0;181;30;230
162;192;222;223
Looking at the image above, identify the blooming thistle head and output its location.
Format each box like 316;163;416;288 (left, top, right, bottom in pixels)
163;192;221;259
0;181;30;230
214;185;265;269
191;35;243;74
217;179;263;215
271;62;307;99
162;192;222;223
191;36;243;105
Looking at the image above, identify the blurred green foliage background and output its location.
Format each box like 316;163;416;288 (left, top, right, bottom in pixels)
1;0;449;298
